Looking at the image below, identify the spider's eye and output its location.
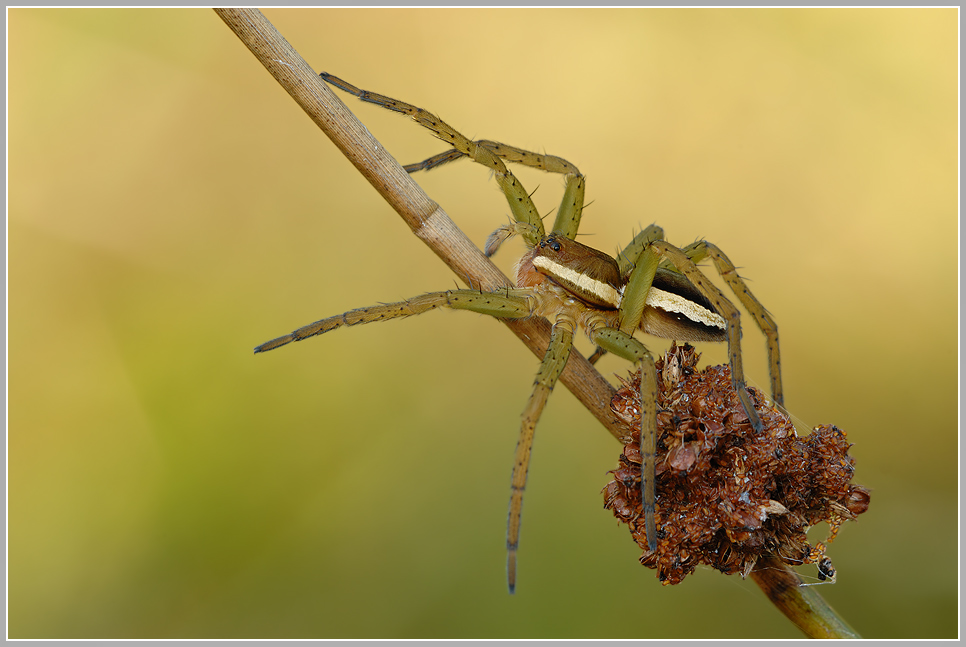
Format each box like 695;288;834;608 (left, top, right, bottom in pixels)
539;236;562;252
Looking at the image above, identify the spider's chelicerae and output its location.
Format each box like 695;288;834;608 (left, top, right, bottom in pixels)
256;74;784;593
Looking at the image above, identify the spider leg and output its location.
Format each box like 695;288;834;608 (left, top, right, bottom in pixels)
506;315;576;593
582;225;665;365
592;224;707;366
612;238;765;549
402;149;465;173
672;242;783;407
590;326;659;551
322;74;590;253
254;289;533;353
321;73;545;248
617;225;665;280
408;142;586;247
643;241;764;433
405;140;579;177
586;346;608;365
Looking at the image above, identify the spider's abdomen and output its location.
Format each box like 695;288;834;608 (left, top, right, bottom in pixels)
640;269;728;342
516;235;622;310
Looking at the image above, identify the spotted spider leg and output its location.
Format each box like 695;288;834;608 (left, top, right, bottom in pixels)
321;73;604;592
254;290;534;354
321;73;589;253
669;241;783;407
617;229;782;409
321;73;546;249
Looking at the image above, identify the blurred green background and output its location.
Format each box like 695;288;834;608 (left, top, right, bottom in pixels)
8;8;957;639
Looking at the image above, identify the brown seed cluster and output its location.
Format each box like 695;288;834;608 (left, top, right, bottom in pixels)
603;343;870;585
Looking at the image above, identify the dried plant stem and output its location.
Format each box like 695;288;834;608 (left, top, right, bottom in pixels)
215;8;859;639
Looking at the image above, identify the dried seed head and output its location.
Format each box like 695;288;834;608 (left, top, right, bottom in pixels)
605;343;871;585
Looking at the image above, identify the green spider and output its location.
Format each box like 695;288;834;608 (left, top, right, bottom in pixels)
256;74;784;593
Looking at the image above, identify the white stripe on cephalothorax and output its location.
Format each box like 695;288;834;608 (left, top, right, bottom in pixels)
532;256;621;308
644;287;727;330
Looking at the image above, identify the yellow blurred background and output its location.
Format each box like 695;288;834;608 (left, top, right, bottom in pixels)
8;8;957;639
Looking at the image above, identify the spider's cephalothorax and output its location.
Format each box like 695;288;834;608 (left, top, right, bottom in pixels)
256;74;784;593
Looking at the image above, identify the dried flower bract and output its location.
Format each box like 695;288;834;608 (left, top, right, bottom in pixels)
604;343;870;585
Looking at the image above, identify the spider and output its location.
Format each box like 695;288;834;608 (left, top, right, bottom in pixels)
256;73;784;593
